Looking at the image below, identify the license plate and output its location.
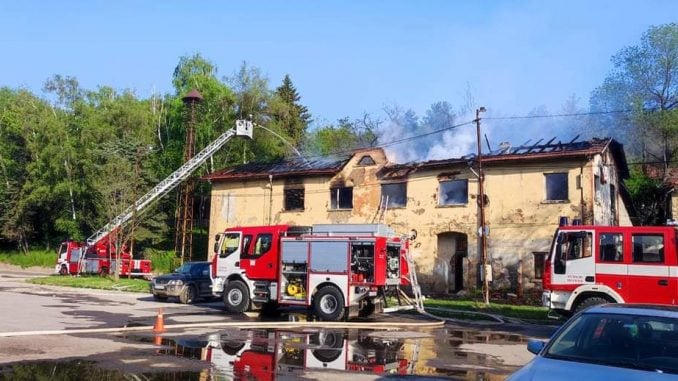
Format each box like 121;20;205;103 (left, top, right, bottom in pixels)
368;291;377;296
155;285;165;290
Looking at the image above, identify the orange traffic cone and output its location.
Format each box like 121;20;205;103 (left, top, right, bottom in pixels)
153;308;165;333
154;334;163;346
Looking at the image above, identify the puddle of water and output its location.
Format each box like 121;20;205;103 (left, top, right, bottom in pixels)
124;325;523;380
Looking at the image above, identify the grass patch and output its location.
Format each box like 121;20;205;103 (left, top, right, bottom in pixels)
423;298;552;321
0;250;54;268
145;249;177;274
29;275;150;293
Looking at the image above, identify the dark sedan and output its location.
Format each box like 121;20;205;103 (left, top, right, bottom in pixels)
149;261;213;304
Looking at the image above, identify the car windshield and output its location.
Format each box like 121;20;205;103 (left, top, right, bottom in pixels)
174;263;205;275
545;312;678;374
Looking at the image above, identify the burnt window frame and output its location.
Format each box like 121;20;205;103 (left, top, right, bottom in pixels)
357;155;376;166
380;182;407;208
284;188;305;211
330;186;353;210
544;172;569;202
438;179;469;205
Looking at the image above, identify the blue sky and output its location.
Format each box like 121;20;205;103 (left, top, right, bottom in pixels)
1;1;676;129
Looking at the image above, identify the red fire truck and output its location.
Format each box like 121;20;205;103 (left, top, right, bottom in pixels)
55;119;254;277
542;222;678;314
206;329;412;380
211;224;410;320
56;234;151;277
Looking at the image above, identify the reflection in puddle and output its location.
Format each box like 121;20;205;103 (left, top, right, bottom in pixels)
144;326;523;380
1;317;530;380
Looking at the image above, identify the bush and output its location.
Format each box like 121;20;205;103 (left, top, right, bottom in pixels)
144;249;176;274
0;250;55;268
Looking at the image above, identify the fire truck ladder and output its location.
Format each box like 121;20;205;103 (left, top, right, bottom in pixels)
85;120;254;247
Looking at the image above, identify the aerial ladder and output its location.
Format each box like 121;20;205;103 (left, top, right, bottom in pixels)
75;120;253;273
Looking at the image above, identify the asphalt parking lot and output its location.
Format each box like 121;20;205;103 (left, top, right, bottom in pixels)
0;265;557;380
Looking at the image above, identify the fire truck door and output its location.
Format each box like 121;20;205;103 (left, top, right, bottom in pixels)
627;232;672;304
216;232;243;277
596;232;628;300
241;233;277;280
551;230;595;286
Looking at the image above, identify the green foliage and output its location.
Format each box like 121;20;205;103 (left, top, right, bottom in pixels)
0;55;305;258
0;250;54;268
28;274;150;293
304;117;379;155
625;166;669;225
145;248;176;274
591;23;678;160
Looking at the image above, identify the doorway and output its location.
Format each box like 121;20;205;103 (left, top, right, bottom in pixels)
437;232;468;293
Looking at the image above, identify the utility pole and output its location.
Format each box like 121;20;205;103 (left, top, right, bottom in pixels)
475;106;490;305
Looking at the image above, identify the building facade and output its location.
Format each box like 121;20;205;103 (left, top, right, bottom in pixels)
204;138;631;293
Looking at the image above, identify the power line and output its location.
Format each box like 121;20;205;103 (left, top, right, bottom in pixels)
484;109;633;120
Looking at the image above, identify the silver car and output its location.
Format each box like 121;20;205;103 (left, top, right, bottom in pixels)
509;304;678;380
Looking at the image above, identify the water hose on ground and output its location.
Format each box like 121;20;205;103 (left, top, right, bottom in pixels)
0;319;445;338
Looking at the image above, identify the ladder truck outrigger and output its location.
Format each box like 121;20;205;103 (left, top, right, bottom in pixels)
55;120;254;277
211;223;417;321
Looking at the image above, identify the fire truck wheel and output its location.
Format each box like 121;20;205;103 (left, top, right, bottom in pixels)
574;296;610;313
59;265;68;276
180;285;197;304
313;286;345;321
224;280;250;313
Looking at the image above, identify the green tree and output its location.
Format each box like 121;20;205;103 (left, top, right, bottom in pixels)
270;74;311;146
304;116;379;156
591;23;678;162
591;23;678;222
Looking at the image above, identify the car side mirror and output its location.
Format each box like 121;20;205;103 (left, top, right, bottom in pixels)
527;339;546;355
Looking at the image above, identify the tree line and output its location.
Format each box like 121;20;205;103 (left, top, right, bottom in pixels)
0;23;676;254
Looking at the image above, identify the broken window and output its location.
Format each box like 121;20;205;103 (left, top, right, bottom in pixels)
439;179;468;205
330;187;353;209
284;188;305;211
358;155;376;166
545;173;568;201
533;252;546;279
381;183;407;208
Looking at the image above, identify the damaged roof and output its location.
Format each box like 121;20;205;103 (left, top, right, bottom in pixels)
380;137;629;179
205;137;629;182
204;155;352;181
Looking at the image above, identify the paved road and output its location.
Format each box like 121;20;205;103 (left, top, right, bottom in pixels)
0;264;553;379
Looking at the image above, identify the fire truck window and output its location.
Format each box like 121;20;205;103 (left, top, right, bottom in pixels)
242;235;252;256
632;234;664;263
252;234;273;257
555;232;592;273
599;233;623;262
58;244;67;255
219;233;241;258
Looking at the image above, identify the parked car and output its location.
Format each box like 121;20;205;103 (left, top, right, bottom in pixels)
150;261;213;304
508;304;678;380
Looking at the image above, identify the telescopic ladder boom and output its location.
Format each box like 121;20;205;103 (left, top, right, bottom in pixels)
86;120;253;246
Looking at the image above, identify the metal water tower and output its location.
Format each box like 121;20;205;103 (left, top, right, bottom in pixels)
174;89;203;265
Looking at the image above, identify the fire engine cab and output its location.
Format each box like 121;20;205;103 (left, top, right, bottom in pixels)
211;224;410;320
542;222;678;314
